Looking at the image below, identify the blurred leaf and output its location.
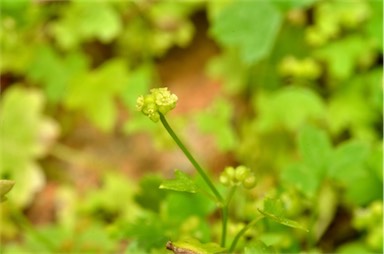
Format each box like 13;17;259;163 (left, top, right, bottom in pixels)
124;213;168;250
205;50;248;94
135;175;168;213
336;242;372;254
328;141;368;180
312;182;338;242
272;0;317;11
210;1;282;64
50;1;122;49
258;208;308;232
27;46;89;103
64;59;128;131
0;180;15;202
281;163;320;198
260;198;308;231
164;192;215;225
167;238;225;254
244;241;277;254
80;172;140;222
120;64;153;112
195;98;237;151
327;70;381;140
160;170;198;194
0;87;58;207
314;36;367;80
256;88;326;131
364;0;383;52
298;125;332;176
260;210;308;233
263;198;285;217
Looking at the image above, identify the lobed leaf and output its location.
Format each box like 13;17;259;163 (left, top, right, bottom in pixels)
160;170;198;193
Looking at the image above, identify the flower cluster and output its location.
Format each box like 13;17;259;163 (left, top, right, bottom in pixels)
136;87;178;122
219;166;256;189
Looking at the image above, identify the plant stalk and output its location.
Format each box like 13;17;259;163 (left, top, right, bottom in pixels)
159;114;223;203
159;113;227;247
229;215;265;252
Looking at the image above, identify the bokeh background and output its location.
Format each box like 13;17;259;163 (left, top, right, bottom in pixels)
0;0;382;253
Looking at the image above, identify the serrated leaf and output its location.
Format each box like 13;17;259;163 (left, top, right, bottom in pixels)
160;170;198;193
210;1;282;64
258;208;308;232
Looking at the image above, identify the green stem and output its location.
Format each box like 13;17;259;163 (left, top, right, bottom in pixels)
159;114;223;203
221;186;237;247
226;186;237;206
229;215;265;253
221;206;228;247
159;114;227;247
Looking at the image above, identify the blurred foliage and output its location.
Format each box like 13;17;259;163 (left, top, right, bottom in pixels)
0;0;382;253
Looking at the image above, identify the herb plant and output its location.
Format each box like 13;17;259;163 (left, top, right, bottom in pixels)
136;87;307;253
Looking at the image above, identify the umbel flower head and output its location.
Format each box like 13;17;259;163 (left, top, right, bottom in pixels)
136;87;178;122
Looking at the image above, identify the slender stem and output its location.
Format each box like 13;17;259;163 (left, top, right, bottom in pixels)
229;215;265;253
159;114;223;204
221;186;237;247
159;113;228;247
226;186;237;206
221;206;228;247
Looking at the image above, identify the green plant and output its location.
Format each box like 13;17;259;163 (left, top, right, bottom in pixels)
136;88;307;253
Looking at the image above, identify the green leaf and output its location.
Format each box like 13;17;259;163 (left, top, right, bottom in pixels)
120;64;153;112
210;1;282;64
205;50;248;94
260;198;308;232
0;180;15;202
328;141;368;180
0;87;57;207
160;170;198;193
124;213;168;251
244;241;277;254
167;238;226;254
64;59;128;132
364;0;383;52
258;208;308;232
281;163;321;198
298;125;332;176
135;175;167;213
195;98;237;152
256;88;326;131
51;1;122;49
314;36;367;80
164;192;215;224
272;0;317;11
27;46;89;103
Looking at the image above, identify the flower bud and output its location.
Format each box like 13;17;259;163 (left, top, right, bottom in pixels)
242;175;257;189
136;87;178;122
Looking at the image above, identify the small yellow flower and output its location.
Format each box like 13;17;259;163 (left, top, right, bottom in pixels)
136;87;178;122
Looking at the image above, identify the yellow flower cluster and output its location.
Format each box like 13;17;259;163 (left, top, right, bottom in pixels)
136;87;178;122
